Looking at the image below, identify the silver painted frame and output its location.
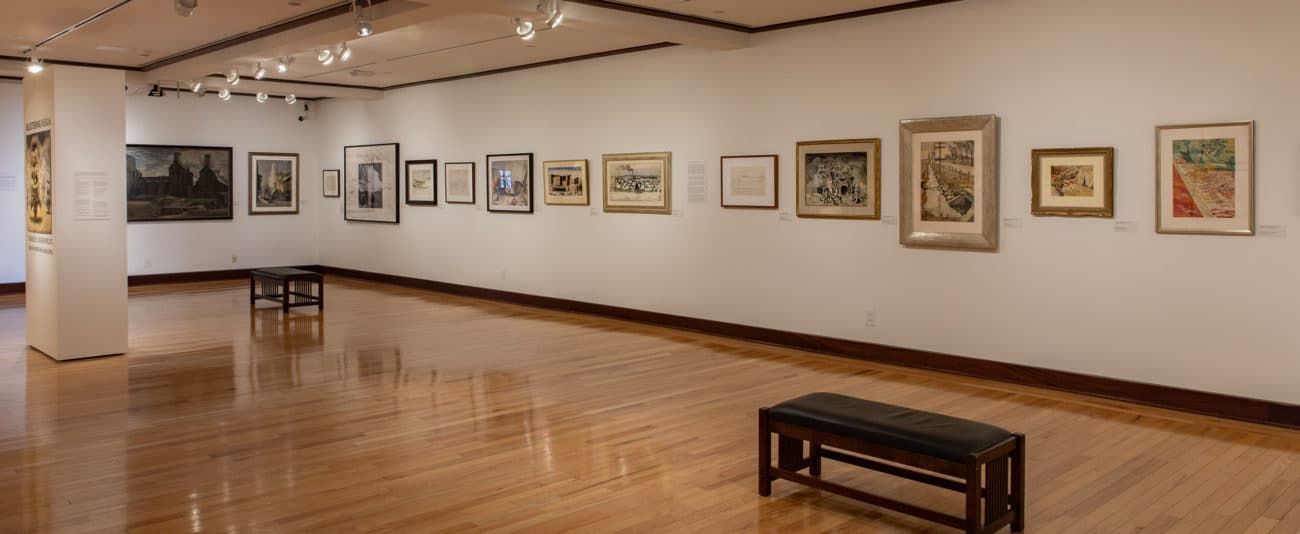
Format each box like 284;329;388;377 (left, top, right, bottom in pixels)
899;114;1000;250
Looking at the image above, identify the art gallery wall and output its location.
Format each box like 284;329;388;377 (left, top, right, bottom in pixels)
126;94;321;275
316;0;1300;404
0;82;24;283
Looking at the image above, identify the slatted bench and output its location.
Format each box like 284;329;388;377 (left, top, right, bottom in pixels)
250;267;324;313
759;392;1025;533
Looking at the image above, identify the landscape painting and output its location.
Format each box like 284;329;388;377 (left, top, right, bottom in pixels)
543;159;588;205
919;140;976;222
127;144;233;222
249;152;298;214
795;139;879;218
603;152;671;214
487;153;533;213
26;128;52;234
406;159;437;205
445;162;475;204
1031;147;1113;217
1157;122;1253;235
344;143;400;223
900;115;999;250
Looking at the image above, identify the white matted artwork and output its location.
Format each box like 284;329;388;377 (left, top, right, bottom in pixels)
405;159;437;205
900;114;999;250
543;159;589;206
486;153;533;213
1156;121;1254;235
322;169;340;198
721;155;777;209
248;152;299;215
1031;147;1113;217
603;151;671;214
344;143;400;224
445;162;475;204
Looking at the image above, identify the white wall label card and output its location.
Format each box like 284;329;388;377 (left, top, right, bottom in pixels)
74;170;110;221
26;234;54;255
1003;217;1023;229
0;174;15;192
1114;220;1137;232
672;209;684;218
778;212;793;222
881;215;899;226
1258;225;1287;237
687;161;707;203
589;207;601;217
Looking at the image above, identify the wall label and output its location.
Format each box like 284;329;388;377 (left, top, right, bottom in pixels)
687;161;707;203
1258;225;1288;237
27;233;54;255
1114;220;1137;232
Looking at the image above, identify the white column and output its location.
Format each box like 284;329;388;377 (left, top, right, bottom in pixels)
24;66;128;360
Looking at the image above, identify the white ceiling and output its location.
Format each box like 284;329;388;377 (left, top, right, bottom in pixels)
4;0;951;97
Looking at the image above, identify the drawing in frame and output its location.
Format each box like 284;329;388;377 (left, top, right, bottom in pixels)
127;144;233;222
486;153;533;213
543;159;589;206
795;140;879;218
444;161;476;204
344;142;400;224
1156;121;1254;235
248;152;299;215
603;151;671;214
322;169;340;198
1031;147;1114;218
900;114;999;250
720;154;778;209
405;159;438;206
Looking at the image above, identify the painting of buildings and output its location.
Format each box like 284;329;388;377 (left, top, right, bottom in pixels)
127;145;233;221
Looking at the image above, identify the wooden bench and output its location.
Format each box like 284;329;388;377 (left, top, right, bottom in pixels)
759;392;1025;533
250;268;323;313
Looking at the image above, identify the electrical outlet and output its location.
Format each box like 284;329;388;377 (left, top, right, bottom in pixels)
143;257;152;269
864;310;876;328
500;269;508;281
231;254;239;264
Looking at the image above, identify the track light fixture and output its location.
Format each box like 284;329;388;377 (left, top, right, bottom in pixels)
190;80;204;93
354;0;374;37
285;94;297;105
276;56;294;73
539;0;564;28
225;69;240;85
25;58;44;74
337;42;352;62
218;88;231;101
174;0;197;17
317;49;331;63
253;63;267;80
514;18;536;40
255;92;269;103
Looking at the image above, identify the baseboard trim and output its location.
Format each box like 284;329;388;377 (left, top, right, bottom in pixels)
0;282;23;294
313;265;1300;431
0;266;317;294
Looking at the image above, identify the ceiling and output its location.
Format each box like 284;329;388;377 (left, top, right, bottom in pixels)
2;0;950;98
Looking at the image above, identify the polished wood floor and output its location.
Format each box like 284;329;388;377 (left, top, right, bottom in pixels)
1;278;1299;533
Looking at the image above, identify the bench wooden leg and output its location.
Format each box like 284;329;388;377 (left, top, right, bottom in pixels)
809;441;822;477
758;408;771;497
778;435;805;472
965;456;982;534
1012;433;1026;533
282;279;290;313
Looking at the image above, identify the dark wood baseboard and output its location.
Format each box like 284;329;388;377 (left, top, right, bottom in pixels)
312;265;1300;431
0;282;23;295
1;267;316;294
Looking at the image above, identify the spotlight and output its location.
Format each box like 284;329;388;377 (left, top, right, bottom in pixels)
322;53;335;66
25;58;44;74
218;88;231;101
255;92;268;103
540;0;564;28
175;0;197;17
276;56;294;73
190;80;204;93
317;49;332;63
225;68;240;85
147;84;165;97
253;63;267;80
337;42;352;62
285;94;297;105
514;18;535;40
354;0;373;37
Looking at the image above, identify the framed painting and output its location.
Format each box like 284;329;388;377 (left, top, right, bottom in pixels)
795;140;879;218
486;153;533;213
900;114;999;250
405;159;438;206
25;125;52;234
1031;147;1114;217
127;144;234;222
721;154;777;209
322;169;340;198
1156;121;1254;235
445;161;475;204
344;143;400;224
248;152;299;215
543;159;589;205
603;151;671;214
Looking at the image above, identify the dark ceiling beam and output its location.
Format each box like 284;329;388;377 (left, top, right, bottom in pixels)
563;0;752;32
383;42;678;91
753;0;965;32
0;54;143;72
568;0;965;33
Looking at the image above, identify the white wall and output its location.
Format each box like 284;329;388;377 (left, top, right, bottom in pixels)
0;81;23;283
315;0;1300;404
125;93;320;275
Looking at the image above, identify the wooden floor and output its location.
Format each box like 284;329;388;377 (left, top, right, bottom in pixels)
1;278;1299;533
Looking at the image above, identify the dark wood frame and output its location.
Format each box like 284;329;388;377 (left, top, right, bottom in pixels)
485;153;534;214
444;161;477;204
250;269;323;313
795;139;882;219
247;152;300;215
404;159;439;206
542;159;590;206
322;169;340;198
343;142;401;224
127;144;235;222
720;154;778;209
1031;147;1114;218
759;408;1025;534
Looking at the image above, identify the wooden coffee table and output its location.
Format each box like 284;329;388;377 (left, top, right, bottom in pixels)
250;267;323;312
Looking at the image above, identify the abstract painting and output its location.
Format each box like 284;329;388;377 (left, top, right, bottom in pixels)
795;140;879;218
900;115;999;250
603;152;671;214
486;153;533;213
1157;122;1253;235
445;162;475;204
25;127;52;234
721;154;777;209
406;159;438;206
248;152;299;215
127;144;233;222
344;143;400;223
1031;147;1113;217
543;159;588;205
323;169;340;198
